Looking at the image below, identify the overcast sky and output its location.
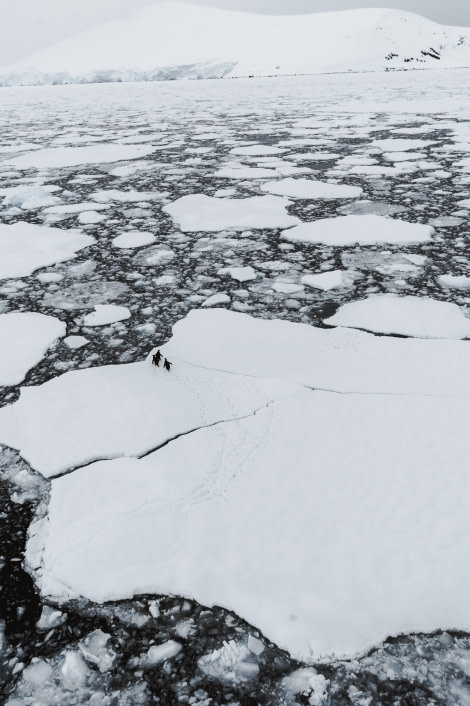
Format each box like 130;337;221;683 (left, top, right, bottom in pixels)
1;0;469;66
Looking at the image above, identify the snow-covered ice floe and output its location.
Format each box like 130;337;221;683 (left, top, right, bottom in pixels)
1;309;468;660
82;305;131;327
325;294;470;339
260;178;362;200
0;312;65;386
2;144;157;170
282;214;433;246
0;222;94;279
163;194;299;232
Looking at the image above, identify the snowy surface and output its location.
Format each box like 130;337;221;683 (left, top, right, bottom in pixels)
325;295;470;339
0;313;65;386
0;357;294;477
163;194;299;232
0;222;94;279
283;214;434;246
1;3;469;86
21;308;470;659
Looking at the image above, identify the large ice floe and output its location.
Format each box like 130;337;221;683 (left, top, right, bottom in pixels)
260;178;362;200
3;144;157;170
0;222;94;279
0;312;65;386
324;295;470;339
282;214;434;246
2;308;470;659
163;194;299;231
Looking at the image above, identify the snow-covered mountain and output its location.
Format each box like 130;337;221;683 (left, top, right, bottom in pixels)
1;2;470;86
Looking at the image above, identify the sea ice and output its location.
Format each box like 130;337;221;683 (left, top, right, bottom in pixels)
4;144;157;170
162;309;470;397
112;231;156;249
202;293;231;306
0;357;295;476
0;312;65;386
83;305;131;327
29;388;470;657
301;270;350;290
0;222;94;279
78;210;106;225
282;214;433;246
218;266;257;282
2;184;61;210
325;295;470;339
163;194;299;232
439;274;470;289
261;178;362;199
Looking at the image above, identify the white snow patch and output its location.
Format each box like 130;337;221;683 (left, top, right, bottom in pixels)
283;214;433;246
325;295;470;339
0;313;65;386
163;194;299;232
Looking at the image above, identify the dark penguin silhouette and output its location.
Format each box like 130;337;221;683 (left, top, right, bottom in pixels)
152;350;162;367
163;358;172;372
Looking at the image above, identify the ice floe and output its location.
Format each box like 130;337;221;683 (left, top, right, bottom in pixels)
218;266;257;282
112;232;156;249
1;184;62;210
261;178;362;200
4;144;157;170
0;222;94;279
163;194;299;232
83;305;131;327
439;274;470;289
0;312;65;386
282;214;433;246
0;357;294;476
301;270;351;290
26;386;470;657
325;295;470;339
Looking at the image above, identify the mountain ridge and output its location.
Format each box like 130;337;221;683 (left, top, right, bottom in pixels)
1;2;469;86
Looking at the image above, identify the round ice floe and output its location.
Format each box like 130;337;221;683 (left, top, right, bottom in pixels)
83;305;131;327
302;270;350;291
0;222;94;280
0;312;65;386
324;295;470;339
78;211;106;225
283;215;433;246
261;178;362;200
164;194;299;232
112;231;156;249
215;165;278;179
